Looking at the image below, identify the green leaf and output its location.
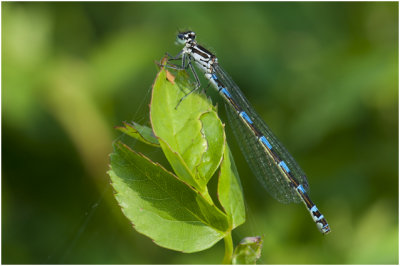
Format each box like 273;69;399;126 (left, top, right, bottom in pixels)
157;137;202;194
108;65;246;255
232;236;263;264
150;69;224;192
109;141;230;253
197;111;225;184
218;145;246;228
116;121;159;147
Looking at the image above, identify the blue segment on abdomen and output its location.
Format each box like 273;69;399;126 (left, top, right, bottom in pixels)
310;205;318;213
240;111;253;124
220;88;231;98
296;184;306;194
279;161;290;173
260;136;272;149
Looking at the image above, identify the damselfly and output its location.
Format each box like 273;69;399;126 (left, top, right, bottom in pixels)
168;31;330;234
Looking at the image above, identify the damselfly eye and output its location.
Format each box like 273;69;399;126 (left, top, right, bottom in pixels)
177;33;185;40
177;31;196;42
175;34;186;45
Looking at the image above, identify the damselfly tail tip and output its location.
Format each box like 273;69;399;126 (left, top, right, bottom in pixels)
319;222;331;235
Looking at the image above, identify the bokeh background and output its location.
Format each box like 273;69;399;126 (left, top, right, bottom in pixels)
2;2;398;264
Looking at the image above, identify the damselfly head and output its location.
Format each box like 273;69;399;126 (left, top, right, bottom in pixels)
176;31;196;45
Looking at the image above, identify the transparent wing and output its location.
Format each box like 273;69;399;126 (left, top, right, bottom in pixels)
214;64;309;204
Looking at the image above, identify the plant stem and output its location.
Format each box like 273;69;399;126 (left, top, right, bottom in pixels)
222;232;233;264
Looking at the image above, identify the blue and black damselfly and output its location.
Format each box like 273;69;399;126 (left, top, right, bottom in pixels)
167;31;330;234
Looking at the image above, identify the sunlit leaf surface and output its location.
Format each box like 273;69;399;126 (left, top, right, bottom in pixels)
108;66;245;253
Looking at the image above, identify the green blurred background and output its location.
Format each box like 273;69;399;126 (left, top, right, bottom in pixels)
2;2;398;264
